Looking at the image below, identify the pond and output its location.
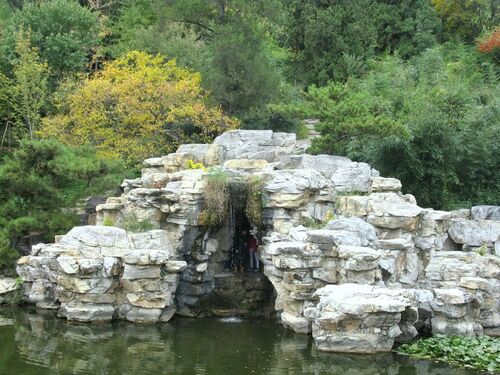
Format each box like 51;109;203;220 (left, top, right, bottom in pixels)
0;307;487;375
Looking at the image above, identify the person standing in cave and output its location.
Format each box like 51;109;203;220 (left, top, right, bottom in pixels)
248;230;259;272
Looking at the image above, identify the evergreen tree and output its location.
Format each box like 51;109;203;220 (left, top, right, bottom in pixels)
0;140;124;275
284;0;442;85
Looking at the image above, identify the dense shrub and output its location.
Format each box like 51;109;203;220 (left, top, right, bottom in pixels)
432;0;498;42
240;105;301;134
245;176;264;229
284;0;442;85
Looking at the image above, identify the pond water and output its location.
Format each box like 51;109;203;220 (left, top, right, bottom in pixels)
0;307;487;375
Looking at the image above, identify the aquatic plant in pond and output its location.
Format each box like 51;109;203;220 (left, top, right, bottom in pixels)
396;335;500;373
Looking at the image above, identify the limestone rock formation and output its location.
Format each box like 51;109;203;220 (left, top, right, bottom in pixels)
471;205;500;221
16;226;186;323
307;284;418;353
13;129;500;354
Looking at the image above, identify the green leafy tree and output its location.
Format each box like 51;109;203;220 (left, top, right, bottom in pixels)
304;83;410;155
432;0;499;42
11;30;49;140
0;140;125;275
375;0;442;58
207;19;280;114
0;72;11;131
0;1;13;27
117;0;284;115
284;0;442;85
301;43;499;209
285;0;377;85
0;0;102;79
108;0;210;73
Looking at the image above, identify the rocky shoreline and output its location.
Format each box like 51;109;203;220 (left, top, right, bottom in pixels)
3;130;498;354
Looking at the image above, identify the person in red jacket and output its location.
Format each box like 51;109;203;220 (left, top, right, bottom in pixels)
248;230;259;272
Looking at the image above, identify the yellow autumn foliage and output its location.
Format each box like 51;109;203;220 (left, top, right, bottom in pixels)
41;51;238;165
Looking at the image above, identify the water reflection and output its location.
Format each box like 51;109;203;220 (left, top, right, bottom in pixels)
0;308;486;375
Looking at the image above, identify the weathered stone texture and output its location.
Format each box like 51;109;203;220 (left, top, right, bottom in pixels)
12;129;500;354
16;226;185;323
307;284;417;353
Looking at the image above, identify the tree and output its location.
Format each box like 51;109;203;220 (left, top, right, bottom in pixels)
432;0;498;42
207;19;281;114
0;73;11;133
0;0;102;80
0;139;124;275
284;0;442;86
375;0;442;58
303;83;410;156
285;0;377;85
108;0;210;73
0;1;13;27
477;27;500;63
11;30;49;140
301;43;499;209
118;0;284;115
82;0;122;14
41;51;238;166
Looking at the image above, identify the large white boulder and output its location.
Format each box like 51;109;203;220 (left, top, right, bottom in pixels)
310;284;417;353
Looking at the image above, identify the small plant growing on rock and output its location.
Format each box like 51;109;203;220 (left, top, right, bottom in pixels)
186;159;207;171
476;243;488;256
122;214;155;232
103;217;114;226
324;209;336;222
245;176;264;229
299;217;324;229
199;168;229;227
300;210;335;229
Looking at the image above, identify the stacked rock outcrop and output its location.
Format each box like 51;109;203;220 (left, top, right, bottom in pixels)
16;226;186;322
11;129;500;353
306;284;418;353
